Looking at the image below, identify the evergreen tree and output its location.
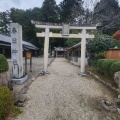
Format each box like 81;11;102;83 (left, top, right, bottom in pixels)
59;0;84;24
31;7;42;21
0;11;11;34
10;8;39;47
40;0;59;23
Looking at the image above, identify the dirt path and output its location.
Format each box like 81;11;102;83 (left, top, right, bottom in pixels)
15;58;120;120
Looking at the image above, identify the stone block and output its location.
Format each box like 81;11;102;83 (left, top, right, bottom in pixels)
0;71;13;90
114;71;120;89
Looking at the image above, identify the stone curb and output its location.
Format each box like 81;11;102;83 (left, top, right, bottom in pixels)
87;71;120;94
67;60;80;67
48;58;55;66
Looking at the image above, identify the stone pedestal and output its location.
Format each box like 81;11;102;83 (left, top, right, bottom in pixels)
11;75;28;85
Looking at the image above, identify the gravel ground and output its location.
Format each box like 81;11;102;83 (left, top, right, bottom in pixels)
8;57;54;92
15;58;120;120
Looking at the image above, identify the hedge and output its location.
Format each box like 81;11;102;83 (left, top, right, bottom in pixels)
96;52;105;59
97;59;105;74
110;61;120;78
0;54;9;73
89;57;98;67
0;86;14;120
101;59;118;76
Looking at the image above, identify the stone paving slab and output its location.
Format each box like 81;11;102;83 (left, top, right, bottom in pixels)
14;58;120;120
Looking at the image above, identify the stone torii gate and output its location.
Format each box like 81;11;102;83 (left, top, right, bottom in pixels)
32;21;96;75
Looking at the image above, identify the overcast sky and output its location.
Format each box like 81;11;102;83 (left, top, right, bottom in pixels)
0;0;120;12
0;0;62;12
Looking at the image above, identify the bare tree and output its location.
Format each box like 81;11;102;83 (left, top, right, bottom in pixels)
93;0;120;34
73;0;100;26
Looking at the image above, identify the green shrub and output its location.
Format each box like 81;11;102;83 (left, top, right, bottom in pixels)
0;86;14;120
96;52;105;59
0;54;9;73
97;59;105;74
102;59;118;76
110;61;120;78
89;57;98;67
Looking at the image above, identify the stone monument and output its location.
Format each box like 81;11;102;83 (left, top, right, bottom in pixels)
10;23;28;84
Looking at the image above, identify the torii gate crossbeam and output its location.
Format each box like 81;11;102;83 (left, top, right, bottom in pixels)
33;22;96;75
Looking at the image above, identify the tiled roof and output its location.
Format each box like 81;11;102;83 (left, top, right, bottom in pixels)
67;42;81;50
23;41;38;50
0;33;11;43
0;33;39;50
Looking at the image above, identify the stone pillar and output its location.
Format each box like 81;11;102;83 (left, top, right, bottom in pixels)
44;27;49;73
10;23;28;84
56;51;58;57
63;52;64;57
67;51;69;59
11;23;23;78
71;50;73;61
80;29;86;75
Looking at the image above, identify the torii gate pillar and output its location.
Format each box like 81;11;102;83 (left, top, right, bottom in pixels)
80;29;87;75
44;27;49;74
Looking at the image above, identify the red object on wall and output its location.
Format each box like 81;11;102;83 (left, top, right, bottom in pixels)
112;30;120;40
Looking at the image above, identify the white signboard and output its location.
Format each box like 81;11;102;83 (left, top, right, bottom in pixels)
62;24;70;36
11;23;23;78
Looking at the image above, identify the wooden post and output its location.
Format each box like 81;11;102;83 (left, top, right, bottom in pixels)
30;57;32;72
2;47;5;55
25;56;27;75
